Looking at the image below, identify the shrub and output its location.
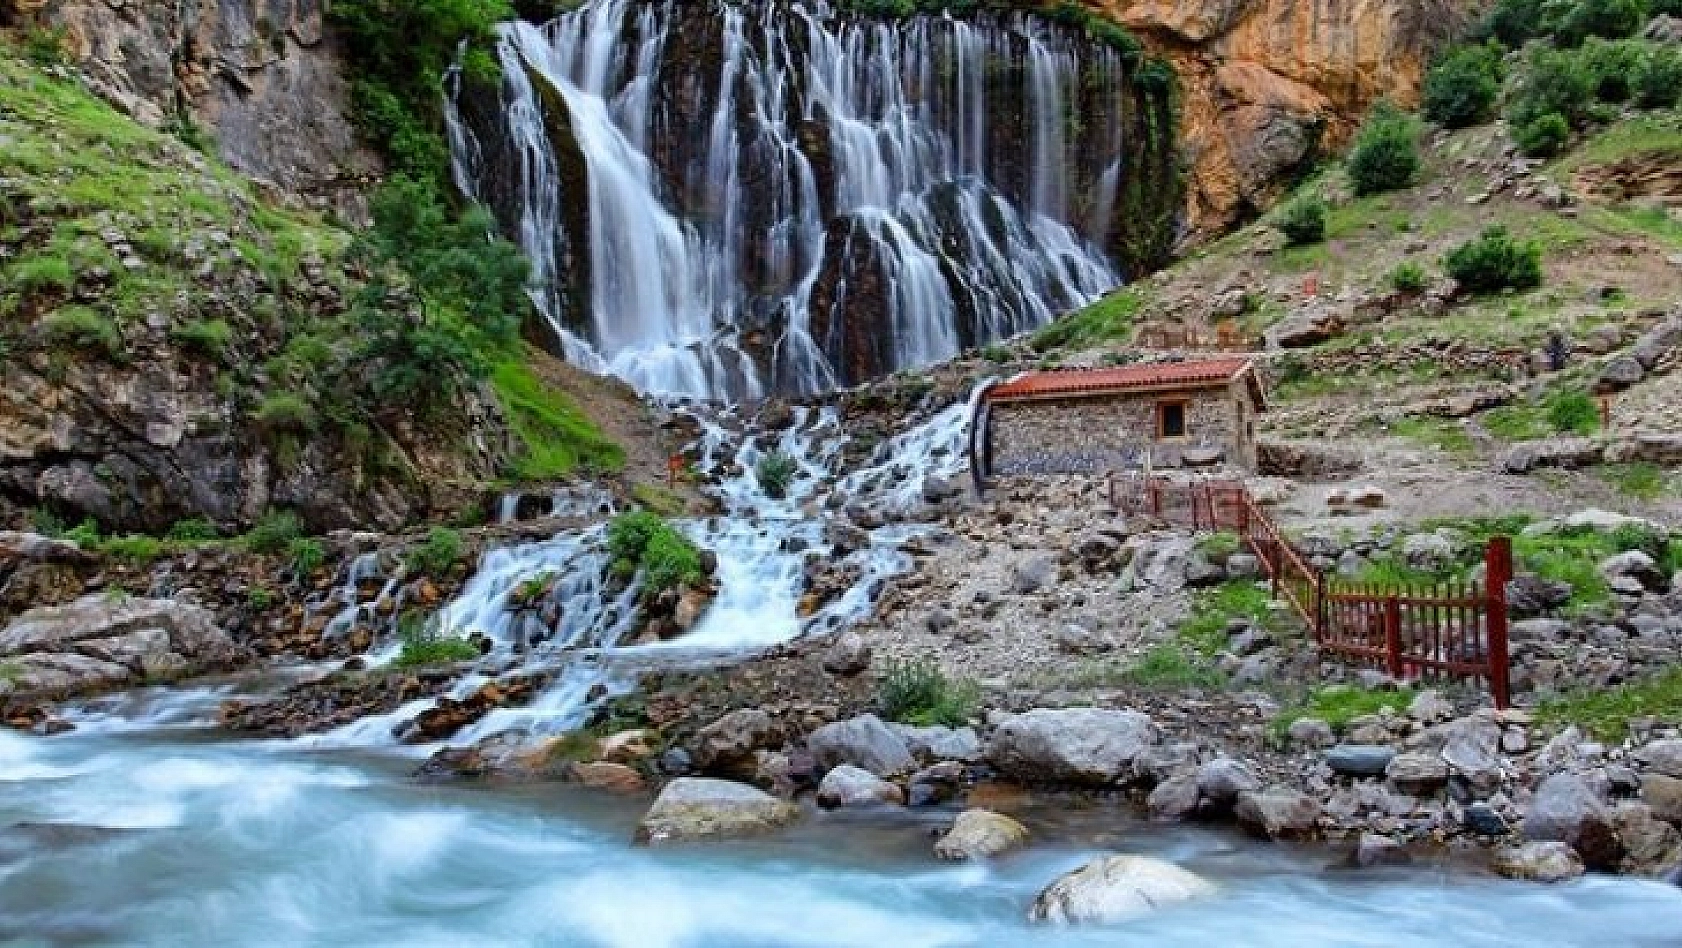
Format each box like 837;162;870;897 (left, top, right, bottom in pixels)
1421;44;1504;128
606;511;702;592
20;25;69;66
243;511;304;555
755;451;799;499
1545;388;1599;434
247;587;276;610
1443;227;1543;293
1347;103;1420;196
170;319;233;359
1274;194;1327;246
404;526;464;575
289;537;326;576
1476;0;1547;46
1506;46;1594;144
254;393;319;433
1552;0;1646;47
166;518;221;543
14;254;74;292
101;535;165;565
393;612;479;668
44;306;121;356
979;344;1012;363
1513;112;1573;157
1389;261;1429;293
1578;37;1645;101
1633;45;1682;108
877;658;979;727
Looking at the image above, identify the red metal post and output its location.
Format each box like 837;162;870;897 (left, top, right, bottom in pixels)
1485;536;1513;710
1384;595;1404;679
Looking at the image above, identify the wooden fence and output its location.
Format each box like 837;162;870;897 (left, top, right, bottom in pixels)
1110;474;1512;708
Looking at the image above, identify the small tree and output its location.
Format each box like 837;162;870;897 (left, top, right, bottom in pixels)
1444;227;1544;293
1275;194;1327;246
1347;103;1421;196
1514;112;1572;157
1422;44;1505;128
1578;37;1645;102
1507;45;1595;132
1551;0;1647;47
1634;45;1682;108
1389;261;1428;293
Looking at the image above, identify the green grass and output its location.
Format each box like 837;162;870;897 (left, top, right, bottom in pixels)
1272;684;1419;737
1029;287;1147;351
1537;666;1682;741
170;319;234;359
1481;387;1600;441
1555;113;1682;171
405;527;464;575
1178;580;1281;656
1390;417;1477;458
1599;462;1676;500
877;658;980;727
11;252;74;292
392;612;479;668
1118;643;1228;692
629;482;687;517
490;354;624;480
606;511;702;593
43;306;121;357
241;511;304;555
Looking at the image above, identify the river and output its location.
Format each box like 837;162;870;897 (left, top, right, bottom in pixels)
5;693;1682;948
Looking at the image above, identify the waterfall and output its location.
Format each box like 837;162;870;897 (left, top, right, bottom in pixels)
448;0;1167;398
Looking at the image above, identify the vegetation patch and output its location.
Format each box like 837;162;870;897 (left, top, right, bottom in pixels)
393;612;480;668
1178;580;1282;656
405;527;465;575
1599;462;1676;500
490;354;624;479
877;658;980;727
1272;684;1419;737
1030;287;1146;351
1347;102;1421;196
1538;666;1682;741
755;451;799;500
606;511;703;593
1443;226;1543;293
1118;644;1227;692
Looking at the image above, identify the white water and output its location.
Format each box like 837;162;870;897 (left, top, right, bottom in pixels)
447;0;1123;397
6;726;1682;947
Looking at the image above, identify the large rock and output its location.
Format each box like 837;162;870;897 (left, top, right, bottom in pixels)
1491;842;1585;883
1437;714;1504;792
806;714;915;776
1632;317;1682;370
1325;745;1396;778
1387;752;1449;795
0;595;241;700
1234;788;1321;840
1637;740;1682;779
1643;774;1682;825
692;709;785;773
894;724;982;763
1500;438;1604;474
1008;554;1057;595
1147;773;1202;821
815;764;904;809
1598;355;1646;391
987;708;1159;787
1525;772;1621;869
1196;757;1261;809
1602;551;1669;594
933;809;1030;861
634;777;800;844
1028;855;1215;924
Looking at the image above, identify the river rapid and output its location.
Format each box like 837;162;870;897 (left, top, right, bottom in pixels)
5;702;1682;947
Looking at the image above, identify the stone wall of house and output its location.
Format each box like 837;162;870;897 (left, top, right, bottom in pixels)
987;386;1247;475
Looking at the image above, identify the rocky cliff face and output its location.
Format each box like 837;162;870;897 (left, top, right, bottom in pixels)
5;0;376;210
1099;0;1476;239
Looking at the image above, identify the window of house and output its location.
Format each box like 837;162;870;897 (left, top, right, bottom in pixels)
1156;400;1187;439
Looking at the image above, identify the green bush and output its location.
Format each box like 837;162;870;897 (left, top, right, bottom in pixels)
1514;112;1573;157
1545;388;1599;434
1443;227;1543;293
606;510;702;592
289;537;326;576
877;658;979;727
405;526;464;575
44;306;121;356
20;26;69;66
254;393;319;433
393;612;480;668
166;518;221;543
170;319;233;359
1506;46;1594;147
14;254;74;292
1275;194;1327;246
1421;44;1505;128
1477;0;1547;46
979;344;1013;364
243;511;304;555
1389;261;1429;293
755;451;799;500
1552;0;1646;47
1578;37;1645;101
1633;45;1682;108
101;534;166;565
1346;103;1420;196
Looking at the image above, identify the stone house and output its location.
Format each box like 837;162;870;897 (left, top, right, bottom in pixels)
971;358;1266;478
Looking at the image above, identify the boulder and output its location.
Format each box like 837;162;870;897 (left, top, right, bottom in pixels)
1491;842;1584;883
1286;718;1335;748
569;762;647;794
894;724;982;763
1027;855;1215;925
816;764;904;809
907;760;965;806
1463;801;1509;836
1009;555;1056;595
1613;801;1682;875
1407;690;1455;725
1387;752;1449;795
1643;774;1682;825
1602;551;1669;594
1637;739;1682;779
806;714;915;776
1525;772;1621;869
1506;576;1573;617
1196;757;1261;809
1632;317;1682;370
0;531;93;568
1597;355;1645;391
1437;715;1504;792
821;633;872;676
1147;773;1202;821
987;708;1159;787
1325;745;1396;778
1401;533;1456;572
1499;438;1603;475
933;809;1030;860
0;595;239;671
692;709;785;773
1234;788;1321;840
634;777;800;844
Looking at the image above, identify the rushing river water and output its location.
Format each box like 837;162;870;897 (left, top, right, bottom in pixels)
5;713;1682;947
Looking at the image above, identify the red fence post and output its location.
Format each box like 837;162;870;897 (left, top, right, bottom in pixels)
1384;595;1404;679
1485;536;1513;710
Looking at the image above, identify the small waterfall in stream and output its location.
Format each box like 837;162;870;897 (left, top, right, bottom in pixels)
447;0;1177;398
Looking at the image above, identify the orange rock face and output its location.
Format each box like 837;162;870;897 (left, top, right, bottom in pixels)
1094;0;1476;239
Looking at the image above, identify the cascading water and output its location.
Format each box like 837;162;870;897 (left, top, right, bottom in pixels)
447;0;1176;398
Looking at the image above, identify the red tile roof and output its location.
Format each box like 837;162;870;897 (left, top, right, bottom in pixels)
987;357;1260;403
